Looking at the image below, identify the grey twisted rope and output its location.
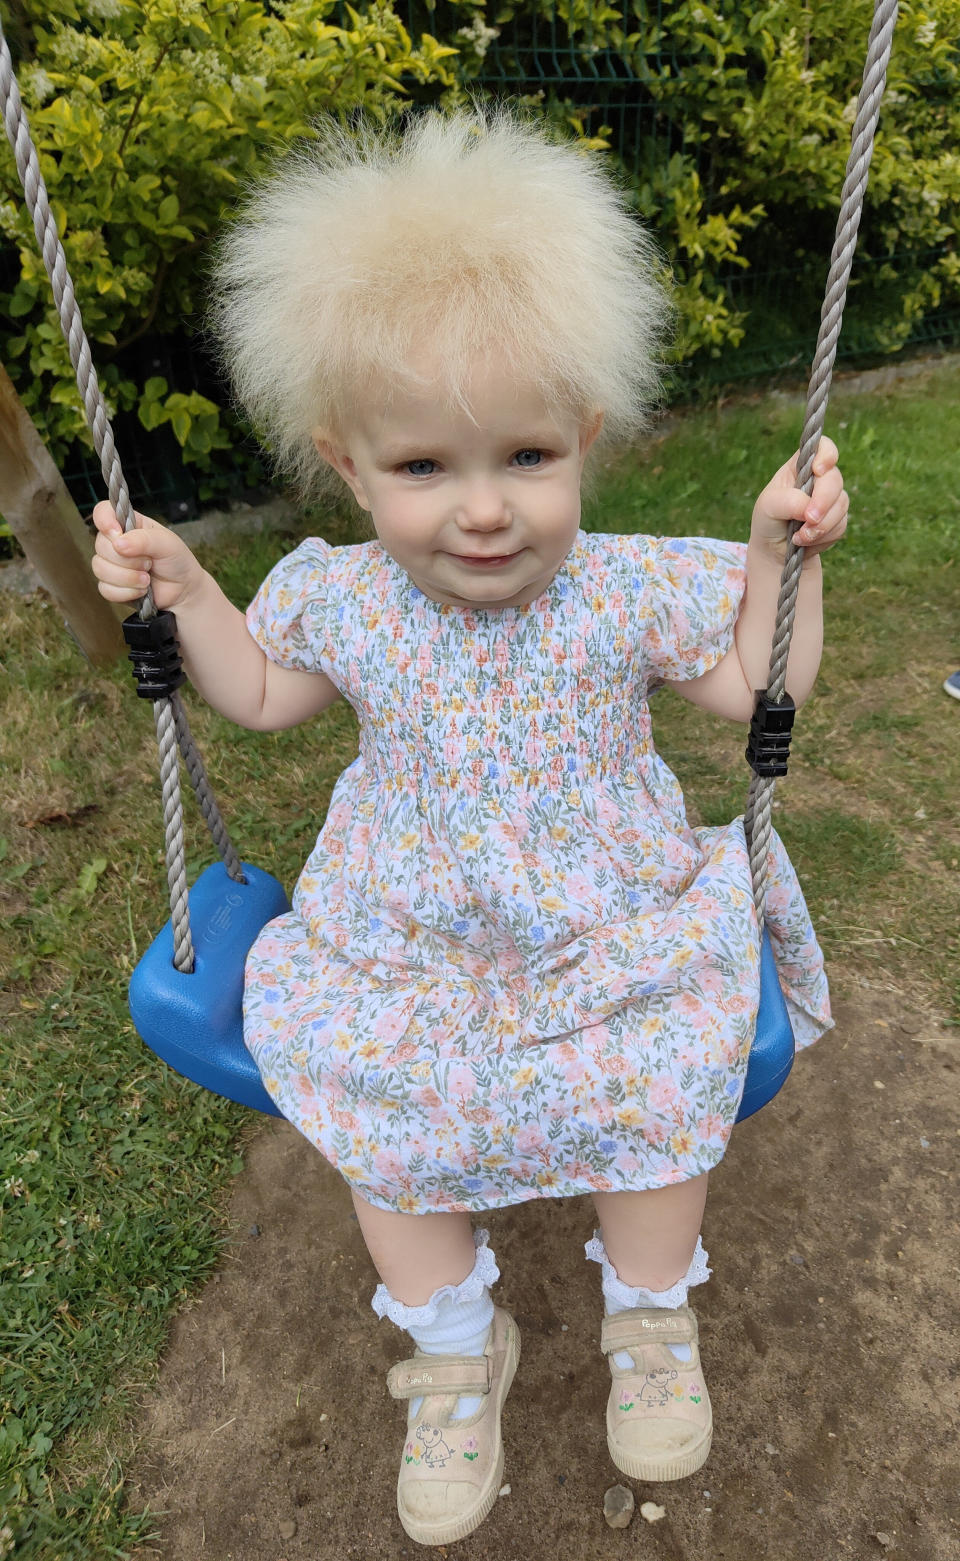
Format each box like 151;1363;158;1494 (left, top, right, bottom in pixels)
172;693;245;880
744;0;898;925
0;19;246;971
155;698;193;969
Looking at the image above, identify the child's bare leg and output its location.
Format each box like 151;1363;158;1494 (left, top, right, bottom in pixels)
590;1172;710;1290
351;1188;478;1305
353;1189;500;1429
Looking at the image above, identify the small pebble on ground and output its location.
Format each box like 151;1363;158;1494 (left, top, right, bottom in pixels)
603;1485;634;1529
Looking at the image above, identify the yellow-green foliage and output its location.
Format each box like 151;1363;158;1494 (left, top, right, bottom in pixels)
1;0;959;480
0;0;462;466
480;0;960;361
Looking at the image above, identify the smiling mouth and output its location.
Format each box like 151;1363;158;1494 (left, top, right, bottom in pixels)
455;551;520;564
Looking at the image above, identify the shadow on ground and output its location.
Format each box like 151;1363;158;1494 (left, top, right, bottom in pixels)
125;984;959;1561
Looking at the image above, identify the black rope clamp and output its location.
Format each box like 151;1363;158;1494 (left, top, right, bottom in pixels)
746;690;796;777
122;610;186;700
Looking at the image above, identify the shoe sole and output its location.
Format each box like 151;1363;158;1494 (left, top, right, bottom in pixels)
607;1415;713;1483
397;1318;520;1547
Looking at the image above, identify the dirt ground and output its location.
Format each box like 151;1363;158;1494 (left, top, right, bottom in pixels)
125;978;959;1561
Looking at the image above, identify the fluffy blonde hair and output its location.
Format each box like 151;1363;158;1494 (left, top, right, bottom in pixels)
208;98;673;508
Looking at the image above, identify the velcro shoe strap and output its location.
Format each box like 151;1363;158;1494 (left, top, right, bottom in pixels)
601;1306;697;1355
387;1353;492;1401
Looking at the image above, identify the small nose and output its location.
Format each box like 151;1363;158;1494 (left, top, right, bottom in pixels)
454;477;510;530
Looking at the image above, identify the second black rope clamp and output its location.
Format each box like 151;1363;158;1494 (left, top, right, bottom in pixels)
122;610;186;700
746;690;795;777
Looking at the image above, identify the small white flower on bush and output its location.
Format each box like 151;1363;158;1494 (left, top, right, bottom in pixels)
23;66;55;104
49;29;100;69
455;16;500;60
916;21;937;47
181;48;226;87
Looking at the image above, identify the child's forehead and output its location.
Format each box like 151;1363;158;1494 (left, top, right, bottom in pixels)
347;365;574;449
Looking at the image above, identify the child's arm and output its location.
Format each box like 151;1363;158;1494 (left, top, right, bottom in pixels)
664;436;847;722
91;503;342;731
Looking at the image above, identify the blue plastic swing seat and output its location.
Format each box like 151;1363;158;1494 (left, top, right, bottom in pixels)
129;861;289;1117
129;862;794;1123
737;922;795;1122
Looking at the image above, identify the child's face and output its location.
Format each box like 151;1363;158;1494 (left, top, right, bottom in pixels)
315;356;603;609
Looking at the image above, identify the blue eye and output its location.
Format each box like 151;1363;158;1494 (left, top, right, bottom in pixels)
400;449;546;476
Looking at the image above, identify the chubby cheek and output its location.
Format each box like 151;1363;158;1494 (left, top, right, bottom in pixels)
370;491;438;554
531;479;581;540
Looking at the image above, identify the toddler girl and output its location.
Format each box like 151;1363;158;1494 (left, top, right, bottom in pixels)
92;104;845;1547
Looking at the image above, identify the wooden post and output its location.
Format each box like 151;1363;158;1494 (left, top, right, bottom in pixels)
0;361;124;665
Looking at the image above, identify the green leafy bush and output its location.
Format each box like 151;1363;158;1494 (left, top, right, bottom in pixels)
1;0;958;498
0;0;463;474
459;0;960;365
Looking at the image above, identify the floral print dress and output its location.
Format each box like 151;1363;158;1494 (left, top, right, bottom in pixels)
243;530;832;1214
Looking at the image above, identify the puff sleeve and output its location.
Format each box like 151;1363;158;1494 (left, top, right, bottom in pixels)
245;537;333;675
636;535;747;686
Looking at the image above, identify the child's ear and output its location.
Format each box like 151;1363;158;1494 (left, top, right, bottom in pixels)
579;409;605;464
313;430;371;511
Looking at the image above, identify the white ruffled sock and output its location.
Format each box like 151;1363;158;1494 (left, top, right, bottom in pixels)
585;1230;712;1369
371;1227;499;1422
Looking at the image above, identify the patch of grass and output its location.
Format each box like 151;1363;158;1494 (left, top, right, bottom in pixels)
2;364;959;1553
0;986;246;1559
0;548;364;1557
776;809;901;898
849;710;923;736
